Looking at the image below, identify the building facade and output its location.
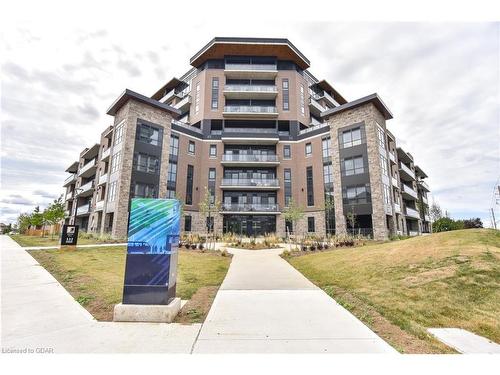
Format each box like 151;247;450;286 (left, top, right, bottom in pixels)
63;37;431;240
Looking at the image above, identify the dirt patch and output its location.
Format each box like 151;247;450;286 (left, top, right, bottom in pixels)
175;286;219;324
325;286;457;354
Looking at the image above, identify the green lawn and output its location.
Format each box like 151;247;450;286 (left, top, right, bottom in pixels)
285;229;500;353
28;246;231;323
10;234;124;247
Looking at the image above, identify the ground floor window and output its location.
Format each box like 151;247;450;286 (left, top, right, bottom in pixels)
184;215;192;232
307;217;315;232
285;219;293;235
223;215;276;236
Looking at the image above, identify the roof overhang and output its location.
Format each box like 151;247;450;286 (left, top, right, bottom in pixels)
81;143;100;160
65;161;79;173
314;79;347;105
190;37;310;69
107;89;181;117
151;78;183;100
321;93;393;120
397;147;414;163
415;165;428;179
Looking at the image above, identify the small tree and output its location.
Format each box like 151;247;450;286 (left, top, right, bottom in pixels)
30;206;44;235
282;198;304;243
346;207;357;233
429;202;443;223
43;196;66;239
17;213;31;234
199;187;221;250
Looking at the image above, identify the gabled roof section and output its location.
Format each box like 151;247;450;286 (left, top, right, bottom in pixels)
190;37;310;69
107;89;181;117
321;93;393;120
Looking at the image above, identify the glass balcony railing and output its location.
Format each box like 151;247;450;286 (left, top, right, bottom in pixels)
222;203;279;212
402;184;418;199
224;84;278;93
399;162;415;180
405;207;420;219
225;63;277;71
79;158;96;176
223;127;277;134
63;174;76;186
221;178;279;188
77;180;95;195
76;203;91;216
223;106;278;114
221;154;279;163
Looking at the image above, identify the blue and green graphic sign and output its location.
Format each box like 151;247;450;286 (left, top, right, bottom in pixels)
122;198;180;305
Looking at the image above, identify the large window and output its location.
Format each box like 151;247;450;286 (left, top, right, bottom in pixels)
167;162;177;184
209;144;217;157
284;168;292;206
283;144;291;159
380;154;389;176
107;181;117;202
307;217;315;233
305;142;312;156
132;182;157;198
342;156;365;176
300;84;305;115
110;151;122;174
134;153;159;174
114;123;124;145
188;140;195;155
282;79;289;110
383;184;391;205
185;165;194;205
136;123;161;146
211;77;219;109
208;168;216;204
306;166;314;206
195;82;200;114
184;215;192;232
343;184;371;205
341;127;362;148
323;163;334;185
376;123;386;149
322;136;332;159
169;134;179;156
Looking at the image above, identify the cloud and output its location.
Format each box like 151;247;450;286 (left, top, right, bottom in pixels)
1;195;36;206
33;190;60;199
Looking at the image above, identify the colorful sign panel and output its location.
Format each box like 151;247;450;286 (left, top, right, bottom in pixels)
122;198;180;305
60;224;79;246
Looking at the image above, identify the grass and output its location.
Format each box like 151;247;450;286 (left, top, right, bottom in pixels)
10;234;123;247
285;229;500;353
28;246;231;323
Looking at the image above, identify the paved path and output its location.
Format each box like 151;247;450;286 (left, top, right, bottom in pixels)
428;328;500;354
192;248;397;353
0;235;200;353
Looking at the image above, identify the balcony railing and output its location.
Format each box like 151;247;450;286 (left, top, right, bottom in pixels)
222;203;279;212
405;207;420;219
77;180;95;195
223;127;277;134
403;184;418;199
79;158;96;176
76;203;91;216
224;84;278;93
389;151;396;163
221;178;279;188
298;122;329;135
223;106;278;115
65;191;74;201
171;119;203;134
63;174;76;186
309;97;326;113
95;200;105;211
418;180;430;192
221;154;279;163
101;147;111;160
98;173;108;185
399;162;415;180
394;203;401;214
391;176;399;188
225;63;277;71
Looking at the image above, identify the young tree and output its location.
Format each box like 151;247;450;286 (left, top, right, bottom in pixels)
17;213;31;234
429;202;443;222
198;186;221;250
282;198;304;242
346;207;357;233
30;206;44;235
43;196;66;239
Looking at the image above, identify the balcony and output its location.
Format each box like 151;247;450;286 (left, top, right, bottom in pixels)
402;184;418;200
171;119;203;134
394;203;401;214
79;158;97;178
98;173;108;186
223;84;278;99
221;203;280;214
220;178;280;190
173;95;191;113
76;180;95;197
76;203;91;216
221;127;279;144
63;173;77;187
418;180;430;192
391;176;399;188
309;97;326;117
65;191;74;201
298;122;330;136
95;200;105;211
221;154;279;167
389;151;396;164
223;105;278;118
399;162;415;181
224;63;278;79
405;207;420;219
101;147;111;161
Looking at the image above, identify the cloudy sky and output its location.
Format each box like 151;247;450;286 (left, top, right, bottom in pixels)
1;4;499;226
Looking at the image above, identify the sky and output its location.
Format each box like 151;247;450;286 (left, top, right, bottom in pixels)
1;3;499;227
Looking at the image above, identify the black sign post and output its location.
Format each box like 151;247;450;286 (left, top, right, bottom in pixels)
60;224;79;249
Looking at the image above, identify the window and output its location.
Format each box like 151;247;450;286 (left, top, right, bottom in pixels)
305;142;312;156
380;154;389;176
342;156;365;176
323;163;333;185
300;84;305;115
306;166;314;206
307;217;315;233
283;144;291;159
114;123;124;145
137;123;161;146
185;165;194;205
209;144;217;157
107;181;117;202
167;162;177;184
188;140;195;155
211;77;219;109
208;168;216;203
169;134;179;156
195;82;200;114
208;168;216;180
284;168;292;206
110;151;122;174
343;184;371;205
341;127;362;148
376;123;386;149
383;184;391;205
134;153;159;174
322;136;332;159
184;216;192;232
132;182;157;198
282;79;289;110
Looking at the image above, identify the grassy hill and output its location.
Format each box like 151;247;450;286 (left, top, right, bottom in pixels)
285;229;500;353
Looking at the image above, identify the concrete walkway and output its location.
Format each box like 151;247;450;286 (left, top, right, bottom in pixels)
0;235;200;353
428;328;500;354
192;248;397;353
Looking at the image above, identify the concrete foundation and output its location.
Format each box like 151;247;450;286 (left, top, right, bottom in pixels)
113;297;181;323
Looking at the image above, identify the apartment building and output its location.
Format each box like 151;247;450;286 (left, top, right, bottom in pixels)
62;37;431;240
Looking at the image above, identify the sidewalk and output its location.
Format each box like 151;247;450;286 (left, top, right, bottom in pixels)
0;235;200;353
192;247;397;353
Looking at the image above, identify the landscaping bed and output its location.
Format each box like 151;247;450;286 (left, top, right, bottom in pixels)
10;233;125;247
28;246;231;323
